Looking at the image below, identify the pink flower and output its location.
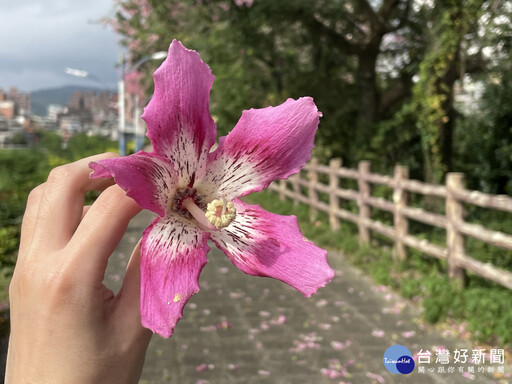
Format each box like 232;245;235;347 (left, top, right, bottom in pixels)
90;40;334;338
366;372;385;383
124;70;144;98
235;0;254;7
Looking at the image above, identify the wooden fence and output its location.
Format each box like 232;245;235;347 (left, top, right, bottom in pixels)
269;158;512;290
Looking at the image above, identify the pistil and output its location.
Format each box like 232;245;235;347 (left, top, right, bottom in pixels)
183;197;237;230
182;198;218;231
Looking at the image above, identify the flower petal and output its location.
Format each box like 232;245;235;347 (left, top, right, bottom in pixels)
140;214;210;338
210;199;334;297
90;152;177;217
197;97;320;201
142;40;216;188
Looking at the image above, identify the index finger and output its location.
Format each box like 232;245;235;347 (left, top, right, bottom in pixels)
30;153;118;253
67;184;142;286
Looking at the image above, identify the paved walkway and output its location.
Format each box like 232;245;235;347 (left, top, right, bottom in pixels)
105;210;509;384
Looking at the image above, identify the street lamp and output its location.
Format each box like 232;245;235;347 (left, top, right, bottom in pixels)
119;51;167;155
65;68;109;90
132;51;167;71
66;51;166;155
64;67;88;78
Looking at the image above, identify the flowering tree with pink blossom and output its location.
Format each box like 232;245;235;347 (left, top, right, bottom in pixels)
102;0;512;191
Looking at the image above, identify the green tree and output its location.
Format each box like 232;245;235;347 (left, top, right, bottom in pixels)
455;68;512;193
105;0;512;185
106;0;429;164
408;0;484;183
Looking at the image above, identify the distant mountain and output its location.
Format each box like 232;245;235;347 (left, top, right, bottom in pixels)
30;85;116;116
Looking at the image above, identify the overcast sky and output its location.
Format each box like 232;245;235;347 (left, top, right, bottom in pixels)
0;1;121;93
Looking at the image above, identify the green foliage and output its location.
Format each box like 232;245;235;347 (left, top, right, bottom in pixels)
111;0;512;189
0;149;48;226
463;285;512;344
111;0;422;167
0;226;19;270
422;274;463;323
11;132;27;145
0;133;118;303
65;133;118;160
36;130;62;153
403;0;483;183
454;68;512;194
0;149;50;301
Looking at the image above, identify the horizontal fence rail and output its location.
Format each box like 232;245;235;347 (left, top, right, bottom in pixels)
269;158;512;290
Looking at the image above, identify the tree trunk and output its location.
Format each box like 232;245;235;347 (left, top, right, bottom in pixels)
357;46;380;129
440;85;456;173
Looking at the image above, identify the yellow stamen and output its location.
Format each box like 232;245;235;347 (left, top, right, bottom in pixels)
205;199;236;229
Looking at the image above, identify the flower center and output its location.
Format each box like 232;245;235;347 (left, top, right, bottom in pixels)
182;197;236;231
205;199;236;229
170;188;236;230
170;187;206;218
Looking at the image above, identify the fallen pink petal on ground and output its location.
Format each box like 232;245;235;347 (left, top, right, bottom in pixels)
371;329;385;338
401;330;416;338
365;372;385;383
462;372;476;380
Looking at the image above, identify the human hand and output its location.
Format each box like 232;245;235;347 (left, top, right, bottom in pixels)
5;153;152;384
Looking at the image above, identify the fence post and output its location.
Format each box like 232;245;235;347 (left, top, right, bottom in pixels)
446;173;466;287
308;157;319;222
278;179;286;201
329;158;341;231
393;165;409;261
291;174;300;206
357;161;371;244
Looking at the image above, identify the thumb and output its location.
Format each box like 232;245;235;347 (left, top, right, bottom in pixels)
115;240;152;339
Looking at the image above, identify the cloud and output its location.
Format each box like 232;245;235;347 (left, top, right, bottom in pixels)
0;1;120;92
